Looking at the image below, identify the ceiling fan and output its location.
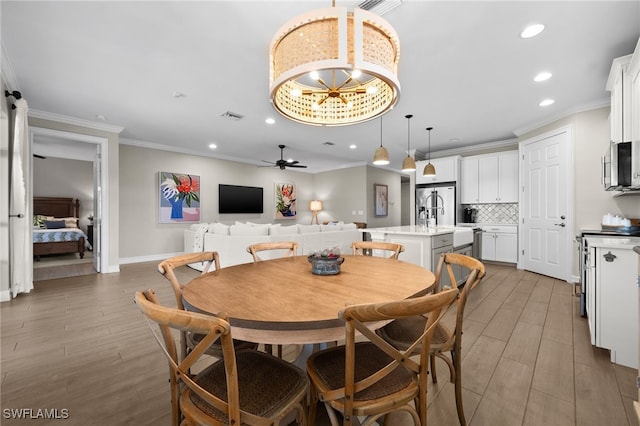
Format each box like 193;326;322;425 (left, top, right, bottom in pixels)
261;145;307;170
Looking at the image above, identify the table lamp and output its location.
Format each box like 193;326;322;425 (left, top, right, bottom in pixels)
310;200;322;225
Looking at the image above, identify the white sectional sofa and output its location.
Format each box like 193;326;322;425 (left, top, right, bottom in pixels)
184;222;363;270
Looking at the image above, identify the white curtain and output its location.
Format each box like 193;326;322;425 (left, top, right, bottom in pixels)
9;98;33;297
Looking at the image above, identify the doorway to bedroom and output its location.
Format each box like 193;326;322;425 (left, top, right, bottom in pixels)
31;132;100;281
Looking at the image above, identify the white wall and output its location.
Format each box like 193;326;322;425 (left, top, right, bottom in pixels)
1;78;11;298
119;145;316;259
313;166;367;225
366;165;403;228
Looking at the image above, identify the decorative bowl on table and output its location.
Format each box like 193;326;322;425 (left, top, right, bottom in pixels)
308;247;344;275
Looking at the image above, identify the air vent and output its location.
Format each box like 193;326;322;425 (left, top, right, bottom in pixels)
220;111;244;121
322;141;335;146
358;0;402;15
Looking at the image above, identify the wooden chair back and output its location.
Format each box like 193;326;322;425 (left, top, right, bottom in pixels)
247;241;298;262
307;287;458;425
351;241;405;259
134;289;238;426
157;251;220;310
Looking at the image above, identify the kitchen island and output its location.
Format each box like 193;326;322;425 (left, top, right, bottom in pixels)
365;225;475;286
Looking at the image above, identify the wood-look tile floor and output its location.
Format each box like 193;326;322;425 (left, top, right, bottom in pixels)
1;261;637;425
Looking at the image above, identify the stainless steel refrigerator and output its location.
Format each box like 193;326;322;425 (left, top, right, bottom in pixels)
416;183;457;226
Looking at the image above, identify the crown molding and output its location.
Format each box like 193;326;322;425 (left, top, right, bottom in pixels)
513;98;610;137
29;109;125;134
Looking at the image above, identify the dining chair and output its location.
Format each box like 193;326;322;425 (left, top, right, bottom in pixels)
306;287;459;426
135;288;310;426
351;241;405;260
247;241;298;262
246;241;298;358
376;253;486;426
158;252;257;361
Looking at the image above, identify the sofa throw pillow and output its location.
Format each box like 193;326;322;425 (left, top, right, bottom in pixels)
44;220;66;229
229;224;269;236
210;223;230;235
270;224;299;236
320;223;342;232
297;224;321;234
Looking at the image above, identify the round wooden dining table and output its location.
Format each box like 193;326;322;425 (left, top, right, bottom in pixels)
182;255;436;346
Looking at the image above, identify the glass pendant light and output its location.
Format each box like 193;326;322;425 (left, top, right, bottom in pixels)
401;114;416;172
373;116;390;165
423;127;436;176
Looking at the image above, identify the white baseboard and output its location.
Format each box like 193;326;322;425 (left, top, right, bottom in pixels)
119;252;183;265
0;290;11;302
571;274;580;283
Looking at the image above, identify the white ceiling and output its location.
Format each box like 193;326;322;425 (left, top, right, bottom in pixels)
2;1;639;173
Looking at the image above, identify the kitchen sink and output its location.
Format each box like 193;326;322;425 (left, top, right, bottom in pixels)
453;228;474;248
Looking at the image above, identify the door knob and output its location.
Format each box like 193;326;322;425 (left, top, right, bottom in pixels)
554;223;566;227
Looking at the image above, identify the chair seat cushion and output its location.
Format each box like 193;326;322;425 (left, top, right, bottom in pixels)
307;342;414;401
377;317;450;351
187;349;308;421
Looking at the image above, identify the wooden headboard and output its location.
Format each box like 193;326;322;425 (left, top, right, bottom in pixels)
33;197;80;218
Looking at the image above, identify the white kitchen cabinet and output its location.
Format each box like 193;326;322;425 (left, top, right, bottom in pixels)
460;157;479;203
481;225;518;263
606;54;633;144
461;151;518;204
585;237;639;369
628;42;640;188
415;156;461;184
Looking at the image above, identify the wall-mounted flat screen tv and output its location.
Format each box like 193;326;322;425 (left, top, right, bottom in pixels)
218;184;263;214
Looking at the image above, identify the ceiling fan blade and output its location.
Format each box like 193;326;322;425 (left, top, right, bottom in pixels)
287;164;307;168
261;160;276;164
286;160;299;165
33;154;46;159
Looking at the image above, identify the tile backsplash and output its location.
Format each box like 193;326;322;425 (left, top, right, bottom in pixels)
465;203;518;224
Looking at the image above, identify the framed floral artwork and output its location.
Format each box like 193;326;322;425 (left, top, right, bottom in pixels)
274;183;297;219
374;183;388;217
159;171;201;223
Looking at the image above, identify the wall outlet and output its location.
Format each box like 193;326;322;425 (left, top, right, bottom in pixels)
357;210;363;215
352;210;356;215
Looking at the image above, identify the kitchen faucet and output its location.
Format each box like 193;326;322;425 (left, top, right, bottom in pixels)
424;192;445;217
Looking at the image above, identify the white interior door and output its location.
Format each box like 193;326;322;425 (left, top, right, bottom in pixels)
521;127;572;281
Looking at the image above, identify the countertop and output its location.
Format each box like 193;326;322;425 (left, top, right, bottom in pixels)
583;236;640;249
366;225;455;236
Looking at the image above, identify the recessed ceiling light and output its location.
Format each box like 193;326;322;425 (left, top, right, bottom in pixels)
172;91;186;98
349;144;357;149
520;24;545;39
208;143;217;149
265;117;275;125
95;115;107;121
534;72;552;82
539;99;555;107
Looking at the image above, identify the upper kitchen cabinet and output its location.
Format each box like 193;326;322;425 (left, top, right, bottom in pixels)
606;54;633;144
415;155;461;184
461;151;519;204
607;38;640;189
628;39;640;188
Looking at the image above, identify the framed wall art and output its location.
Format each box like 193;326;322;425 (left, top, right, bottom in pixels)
374;183;388;217
159;171;201;223
274;183;297;219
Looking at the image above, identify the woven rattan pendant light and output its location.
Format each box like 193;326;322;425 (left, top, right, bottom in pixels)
373;116;390;165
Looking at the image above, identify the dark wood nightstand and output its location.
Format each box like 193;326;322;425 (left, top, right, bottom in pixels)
87;224;94;250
